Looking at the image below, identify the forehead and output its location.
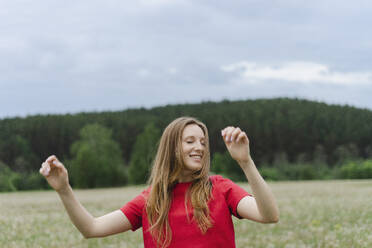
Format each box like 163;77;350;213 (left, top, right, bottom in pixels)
182;124;205;138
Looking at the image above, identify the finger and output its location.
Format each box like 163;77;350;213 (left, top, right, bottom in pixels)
225;127;235;143
45;163;51;175
231;127;242;142
46;155;57;164
221;127;229;141
52;160;65;170
221;127;229;137
41;162;50;171
47;156;63;169
40;168;49;177
236;131;248;143
40;162;51;176
224;126;236;143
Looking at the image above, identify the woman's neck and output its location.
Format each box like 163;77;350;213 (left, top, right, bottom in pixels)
177;170;194;183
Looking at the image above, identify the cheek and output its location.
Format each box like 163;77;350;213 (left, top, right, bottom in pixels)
182;143;191;153
183;151;191;162
181;146;189;159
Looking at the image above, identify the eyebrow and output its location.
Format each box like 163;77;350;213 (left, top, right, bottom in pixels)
184;135;205;140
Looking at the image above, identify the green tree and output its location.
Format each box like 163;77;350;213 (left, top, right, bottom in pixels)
69;124;126;188
2;97;372;179
211;152;225;174
312;144;328;165
0;135;38;172
128;123;161;184
211;151;245;181
339;159;372;179
333;143;360;165
0;161;20;192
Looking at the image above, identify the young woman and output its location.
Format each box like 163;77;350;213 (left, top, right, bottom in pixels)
40;117;279;247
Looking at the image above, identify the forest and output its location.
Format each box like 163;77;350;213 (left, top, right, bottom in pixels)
1;97;372;191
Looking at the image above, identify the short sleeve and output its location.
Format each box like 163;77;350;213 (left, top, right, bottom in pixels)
120;188;149;231
210;175;251;218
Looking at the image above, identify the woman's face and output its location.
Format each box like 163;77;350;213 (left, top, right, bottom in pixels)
181;124;206;173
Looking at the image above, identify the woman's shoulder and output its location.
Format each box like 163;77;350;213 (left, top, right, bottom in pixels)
209;174;235;188
209;175;251;205
141;186;151;198
209;174;224;182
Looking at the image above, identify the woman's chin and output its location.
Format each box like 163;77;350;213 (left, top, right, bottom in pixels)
186;162;202;170
180;165;200;175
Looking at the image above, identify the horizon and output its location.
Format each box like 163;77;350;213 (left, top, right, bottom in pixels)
1;96;371;121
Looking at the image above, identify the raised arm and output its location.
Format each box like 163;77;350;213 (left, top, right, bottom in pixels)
39;155;132;238
221;127;279;223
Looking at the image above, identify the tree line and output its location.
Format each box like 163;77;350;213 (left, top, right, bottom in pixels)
1;98;372;191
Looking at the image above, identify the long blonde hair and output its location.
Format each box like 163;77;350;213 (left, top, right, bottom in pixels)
146;117;213;247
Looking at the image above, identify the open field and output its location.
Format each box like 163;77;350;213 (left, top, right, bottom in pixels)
1;180;371;248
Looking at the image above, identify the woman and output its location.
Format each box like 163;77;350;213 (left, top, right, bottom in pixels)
40;117;279;247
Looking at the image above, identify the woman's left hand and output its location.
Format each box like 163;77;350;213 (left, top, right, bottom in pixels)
221;126;251;164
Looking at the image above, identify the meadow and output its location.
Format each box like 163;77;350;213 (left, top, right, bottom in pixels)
1;180;371;248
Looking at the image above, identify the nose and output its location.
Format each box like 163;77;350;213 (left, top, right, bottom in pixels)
195;140;204;151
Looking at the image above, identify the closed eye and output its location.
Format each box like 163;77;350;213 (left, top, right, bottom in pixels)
184;136;206;145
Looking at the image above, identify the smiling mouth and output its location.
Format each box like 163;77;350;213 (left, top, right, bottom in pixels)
189;154;202;161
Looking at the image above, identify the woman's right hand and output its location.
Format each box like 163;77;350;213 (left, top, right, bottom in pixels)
39;155;70;192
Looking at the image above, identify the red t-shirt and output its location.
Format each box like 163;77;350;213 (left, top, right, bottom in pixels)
120;175;251;247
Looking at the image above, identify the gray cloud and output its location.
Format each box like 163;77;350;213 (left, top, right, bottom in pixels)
1;0;372;118
222;61;372;85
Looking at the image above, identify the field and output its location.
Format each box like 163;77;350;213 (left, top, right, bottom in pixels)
1;180;371;248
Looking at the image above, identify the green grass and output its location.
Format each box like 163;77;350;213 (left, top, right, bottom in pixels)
1;180;371;247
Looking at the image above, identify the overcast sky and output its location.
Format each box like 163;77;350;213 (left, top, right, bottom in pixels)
1;0;371;119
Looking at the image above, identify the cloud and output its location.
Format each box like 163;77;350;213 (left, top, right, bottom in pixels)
167;67;178;75
139;0;185;7
138;68;150;77
1;0;372;118
221;61;372;85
